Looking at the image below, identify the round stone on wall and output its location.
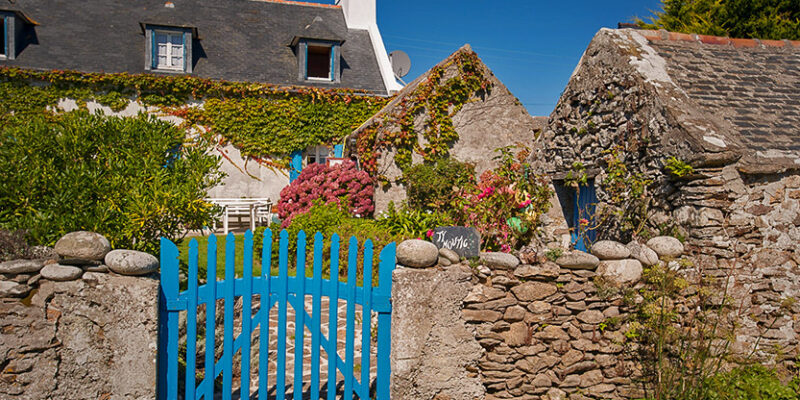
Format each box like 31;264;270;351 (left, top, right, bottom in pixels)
590;240;630;260
597;259;643;286
105;250;159;276
626;241;659;266
0;259;45;275
41;264;84;281
54;231;111;262
396;240;439;268
646;236;684;259
555;251;600;270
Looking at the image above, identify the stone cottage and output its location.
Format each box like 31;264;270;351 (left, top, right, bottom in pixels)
347;45;546;213
537;28;800;368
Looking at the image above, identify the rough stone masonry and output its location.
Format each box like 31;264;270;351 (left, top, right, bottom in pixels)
0;231;159;400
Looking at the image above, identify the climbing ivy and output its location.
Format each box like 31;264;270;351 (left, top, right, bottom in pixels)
0;67;389;166
354;50;493;181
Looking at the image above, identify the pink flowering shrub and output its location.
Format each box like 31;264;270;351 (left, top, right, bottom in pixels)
276;161;374;227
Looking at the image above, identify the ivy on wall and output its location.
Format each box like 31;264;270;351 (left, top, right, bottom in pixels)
0;67;389;166
354;50;493;182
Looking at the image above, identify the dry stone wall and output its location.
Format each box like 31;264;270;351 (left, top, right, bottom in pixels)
391;239;668;400
391;232;799;399
0;231;159;399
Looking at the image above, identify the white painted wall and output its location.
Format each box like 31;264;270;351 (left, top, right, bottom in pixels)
55;98;288;202
337;0;403;93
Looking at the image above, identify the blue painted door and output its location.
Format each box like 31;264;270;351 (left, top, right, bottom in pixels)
157;230;396;399
571;181;597;252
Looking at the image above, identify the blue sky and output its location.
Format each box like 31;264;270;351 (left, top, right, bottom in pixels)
317;0;665;116
376;0;664;116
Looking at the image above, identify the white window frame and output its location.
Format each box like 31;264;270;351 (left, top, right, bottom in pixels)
305;44;333;81
305;145;331;166
153;29;184;71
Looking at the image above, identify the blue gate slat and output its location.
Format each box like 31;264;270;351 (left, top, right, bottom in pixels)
159;229;396;400
375;242;396;400
188;276;391;312
259;229;272;400
222;233;236;400
326;234;340;400
158;237;180;400
361;240;374;398
276;229;289;400
241;231;254;399
293;231;307;400
343;236;358;399
186;239;199;400
310;232;324;400
204;235;218;399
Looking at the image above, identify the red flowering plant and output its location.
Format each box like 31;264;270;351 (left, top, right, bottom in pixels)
452;145;552;252
276;160;374;227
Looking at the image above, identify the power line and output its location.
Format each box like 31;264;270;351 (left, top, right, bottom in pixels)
384;34;573;59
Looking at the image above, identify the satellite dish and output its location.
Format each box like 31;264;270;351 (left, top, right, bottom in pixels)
389;50;411;79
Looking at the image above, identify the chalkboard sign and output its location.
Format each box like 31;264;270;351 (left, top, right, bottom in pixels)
431;226;481;258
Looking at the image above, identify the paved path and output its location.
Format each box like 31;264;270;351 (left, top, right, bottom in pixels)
194;295;378;400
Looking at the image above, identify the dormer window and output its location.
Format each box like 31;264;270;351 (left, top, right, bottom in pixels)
0;9;37;60
142;24;195;73
297;39;340;82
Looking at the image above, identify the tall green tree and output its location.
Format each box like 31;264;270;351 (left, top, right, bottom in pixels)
639;0;800;40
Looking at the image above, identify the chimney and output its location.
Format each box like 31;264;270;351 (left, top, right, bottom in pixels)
337;0;376;30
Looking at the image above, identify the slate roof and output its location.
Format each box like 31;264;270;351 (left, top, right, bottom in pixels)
0;0;389;94
615;29;800;173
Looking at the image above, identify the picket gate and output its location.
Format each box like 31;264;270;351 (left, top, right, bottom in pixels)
157;230;396;400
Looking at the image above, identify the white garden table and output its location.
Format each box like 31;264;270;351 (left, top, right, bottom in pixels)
206;198;272;234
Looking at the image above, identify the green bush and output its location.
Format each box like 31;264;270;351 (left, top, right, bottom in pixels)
376;201;452;238
0;111;223;254
256;202;406;284
404;158;475;213
704;365;799;400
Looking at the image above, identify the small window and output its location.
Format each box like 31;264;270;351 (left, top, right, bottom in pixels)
306;45;332;80
144;25;193;73
154;30;184;71
306;146;330;165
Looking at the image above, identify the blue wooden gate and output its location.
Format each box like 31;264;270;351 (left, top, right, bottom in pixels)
157;229;396;400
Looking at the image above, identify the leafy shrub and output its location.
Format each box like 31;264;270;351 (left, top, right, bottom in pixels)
705;365;800;400
276;160;373;227
257;202;404;284
405;158;475;213
376;202;453;238
0;111;223;253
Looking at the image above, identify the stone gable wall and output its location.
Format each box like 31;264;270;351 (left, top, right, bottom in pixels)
537;29;800;369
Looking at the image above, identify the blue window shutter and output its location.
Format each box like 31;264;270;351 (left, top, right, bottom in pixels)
151;29;157;69
334;144;343;158
303;43;309;80
182;31;187;71
290;150;303;182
